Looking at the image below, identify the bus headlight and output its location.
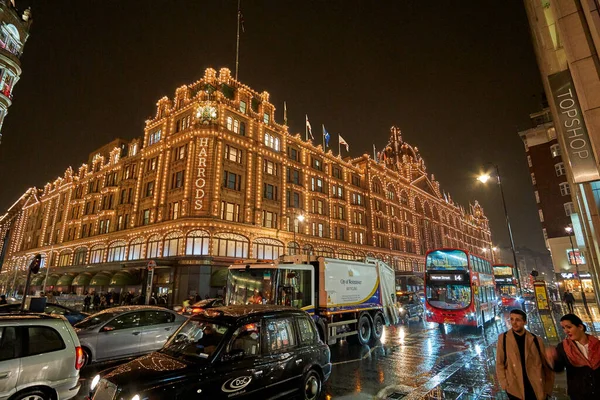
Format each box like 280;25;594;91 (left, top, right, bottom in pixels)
467;312;475;320
90;375;100;391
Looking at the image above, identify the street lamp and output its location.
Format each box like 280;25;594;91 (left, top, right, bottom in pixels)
565;225;590;314
477;164;524;299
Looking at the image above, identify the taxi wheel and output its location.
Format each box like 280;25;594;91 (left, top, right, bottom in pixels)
13;389;51;400
302;370;322;400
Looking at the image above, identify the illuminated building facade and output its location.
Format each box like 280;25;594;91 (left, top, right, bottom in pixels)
0;68;492;304
0;0;31;143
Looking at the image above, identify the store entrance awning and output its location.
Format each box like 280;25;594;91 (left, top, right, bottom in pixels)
109;271;139;286
89;272;113;286
30;274;45;286
72;272;93;286
56;274;76;286
43;274;60;287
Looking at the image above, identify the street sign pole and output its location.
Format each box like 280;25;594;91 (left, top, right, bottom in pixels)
145;260;156;305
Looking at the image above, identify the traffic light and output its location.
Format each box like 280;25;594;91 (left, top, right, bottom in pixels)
28;254;42;274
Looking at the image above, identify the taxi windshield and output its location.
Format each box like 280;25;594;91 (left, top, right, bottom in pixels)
161;319;230;361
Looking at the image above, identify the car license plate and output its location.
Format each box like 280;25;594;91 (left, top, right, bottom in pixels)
444;319;455;324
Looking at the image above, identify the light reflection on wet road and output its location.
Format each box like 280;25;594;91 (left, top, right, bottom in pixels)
323;317;509;399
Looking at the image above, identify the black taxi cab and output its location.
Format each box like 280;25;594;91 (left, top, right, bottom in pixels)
396;291;424;323
88;305;331;400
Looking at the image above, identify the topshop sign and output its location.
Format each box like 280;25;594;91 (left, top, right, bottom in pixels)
549;70;600;183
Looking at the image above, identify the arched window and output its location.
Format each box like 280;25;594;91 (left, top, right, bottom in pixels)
147;235;161;259
107;241;126;262
355;250;366;261
163;231;183;257
337;249;355;260
57;250;72;267
287;241;299;255
253;238;284;259
315;247;335;257
128;238;144;260
386;185;395;200
73;247;87;266
89;245;106;264
212;233;249;258
302;244;313;255
186;230;210;256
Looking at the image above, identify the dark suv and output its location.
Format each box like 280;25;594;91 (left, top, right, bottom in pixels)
88;305;331;400
396;291;424;323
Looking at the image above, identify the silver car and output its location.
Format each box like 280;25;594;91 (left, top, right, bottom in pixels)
0;314;83;400
75;306;186;366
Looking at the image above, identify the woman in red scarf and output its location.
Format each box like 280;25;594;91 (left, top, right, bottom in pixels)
545;314;600;399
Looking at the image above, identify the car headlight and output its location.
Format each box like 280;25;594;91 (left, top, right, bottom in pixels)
131;395;140;400
90;375;100;391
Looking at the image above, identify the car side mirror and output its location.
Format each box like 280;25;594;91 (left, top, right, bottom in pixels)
102;325;115;332
223;349;245;362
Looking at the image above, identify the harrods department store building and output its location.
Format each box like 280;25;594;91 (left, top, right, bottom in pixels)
0;68;492;305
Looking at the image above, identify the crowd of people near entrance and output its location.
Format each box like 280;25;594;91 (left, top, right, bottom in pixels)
82;291;169;311
496;308;600;400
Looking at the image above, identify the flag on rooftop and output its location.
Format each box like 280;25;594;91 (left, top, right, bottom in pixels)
339;134;349;152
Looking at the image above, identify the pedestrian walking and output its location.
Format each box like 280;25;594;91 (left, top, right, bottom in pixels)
83;293;91;312
0;294;7;305
496;309;554;400
564;290;575;313
545;314;600;399
92;292;100;311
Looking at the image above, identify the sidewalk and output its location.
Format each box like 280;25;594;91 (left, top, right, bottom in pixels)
416;303;600;399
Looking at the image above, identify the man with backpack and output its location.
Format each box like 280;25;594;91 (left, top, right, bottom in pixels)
496;309;554;400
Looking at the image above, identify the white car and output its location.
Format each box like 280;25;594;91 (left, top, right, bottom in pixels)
0;314;83;400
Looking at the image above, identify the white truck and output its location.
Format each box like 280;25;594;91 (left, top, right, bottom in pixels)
226;255;399;345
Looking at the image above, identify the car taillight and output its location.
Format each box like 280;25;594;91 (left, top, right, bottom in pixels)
192;308;204;314
75;346;84;370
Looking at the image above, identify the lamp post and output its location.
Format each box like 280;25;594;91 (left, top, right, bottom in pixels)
565;225;590;315
478;165;524;302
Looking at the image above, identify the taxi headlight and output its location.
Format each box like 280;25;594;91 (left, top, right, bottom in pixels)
90;375;100;391
131;395;140;400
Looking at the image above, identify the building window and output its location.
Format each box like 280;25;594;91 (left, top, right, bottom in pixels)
239;100;247;114
174;144;187;160
551;144;561;158
538;209;544;222
264;159;278;176
145;181;155;197
287;167;301;185
168;202;180;220
263;211;278;228
147;236;160;258
263;113;270;124
224;145;242;163
57;252;71;267
535;191;540;203
171;170;185;189
128;239;143;260
334;205;344;220
239;121;246;136
353;211;364;225
555;162;566;176
311;177;323;192
163;232;183;257
352;175;360;187
527;155;532;167
332;185;343;199
288;147;300;162
564;202;575;216
353;231;364;244
287;191;301;208
226;116;233;131
253;238;284;259
332;166;342;179
312;158;322;171
263;183;278;200
312;199;325;215
352;193;364;205
223;171;242;191
531;173;536;186
264;133;280;151
89;246;105;264
73;248;87;265
142;209;150;225
212;233;249;258
312;222;324;237
107;242;126;262
147;157;158;171
148;130;161;146
221;201;240;222
560;182;571;196
186;230;210;255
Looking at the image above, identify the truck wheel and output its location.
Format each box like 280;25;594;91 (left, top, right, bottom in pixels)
353;314;372;345
371;313;384;342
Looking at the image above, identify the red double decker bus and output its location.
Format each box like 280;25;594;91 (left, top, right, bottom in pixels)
425;248;497;327
493;264;522;309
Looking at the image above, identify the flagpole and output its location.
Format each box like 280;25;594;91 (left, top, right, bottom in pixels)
235;0;241;80
338;137;341;157
305;116;308;141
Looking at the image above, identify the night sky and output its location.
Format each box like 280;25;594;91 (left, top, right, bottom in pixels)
1;1;547;253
